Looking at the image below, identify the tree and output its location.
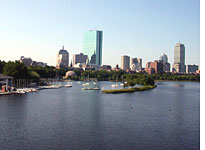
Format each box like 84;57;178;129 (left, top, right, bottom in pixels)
127;79;136;88
29;71;40;79
3;61;29;78
144;77;155;86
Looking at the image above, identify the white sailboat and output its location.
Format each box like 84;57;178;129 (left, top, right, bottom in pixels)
111;75;119;87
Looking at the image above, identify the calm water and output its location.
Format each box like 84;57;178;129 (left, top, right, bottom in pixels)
0;81;200;150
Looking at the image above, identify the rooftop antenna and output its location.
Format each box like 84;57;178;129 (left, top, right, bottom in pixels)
62;45;64;50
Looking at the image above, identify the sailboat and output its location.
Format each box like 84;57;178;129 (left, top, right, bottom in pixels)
64;81;72;87
111;75;119;87
82;75;99;90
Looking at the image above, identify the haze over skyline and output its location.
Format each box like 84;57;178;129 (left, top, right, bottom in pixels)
0;0;200;68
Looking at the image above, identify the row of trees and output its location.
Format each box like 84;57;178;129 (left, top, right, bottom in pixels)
0;60;200;83
0;60;67;80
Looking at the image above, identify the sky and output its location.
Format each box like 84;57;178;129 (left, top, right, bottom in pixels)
0;0;200;68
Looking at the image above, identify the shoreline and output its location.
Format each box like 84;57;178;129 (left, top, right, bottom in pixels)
155;80;200;83
102;85;157;94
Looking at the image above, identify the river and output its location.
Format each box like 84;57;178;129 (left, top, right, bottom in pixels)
0;81;200;150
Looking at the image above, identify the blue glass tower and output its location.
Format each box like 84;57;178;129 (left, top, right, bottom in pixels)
83;30;103;66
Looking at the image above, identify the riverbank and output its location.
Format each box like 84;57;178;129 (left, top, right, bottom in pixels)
155;80;200;82
102;85;157;94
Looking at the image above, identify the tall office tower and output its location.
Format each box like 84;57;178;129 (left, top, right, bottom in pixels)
121;55;130;70
56;46;69;69
159;53;170;72
130;58;142;71
159;53;168;63
172;43;186;72
73;53;88;65
83;30;103;66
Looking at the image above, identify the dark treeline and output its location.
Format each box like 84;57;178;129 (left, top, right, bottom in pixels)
0;60;66;79
0;60;200;83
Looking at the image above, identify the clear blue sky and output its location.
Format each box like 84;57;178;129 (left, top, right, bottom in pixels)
0;0;200;67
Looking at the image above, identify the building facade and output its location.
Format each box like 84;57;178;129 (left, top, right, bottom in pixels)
146;60;163;74
83;30;103;66
130;58;142;71
159;53;170;72
20;56;47;67
31;61;47;67
187;65;199;73
56;46;69;69
121;55;130;70
159;53;168;63
100;65;112;71
172;43;186;72
163;62;170;72
20;56;32;67
73;53;88;65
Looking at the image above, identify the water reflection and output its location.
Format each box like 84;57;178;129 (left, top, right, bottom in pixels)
0;81;200;150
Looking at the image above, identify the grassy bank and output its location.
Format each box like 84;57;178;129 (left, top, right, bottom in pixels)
102;85;157;94
155;80;200;82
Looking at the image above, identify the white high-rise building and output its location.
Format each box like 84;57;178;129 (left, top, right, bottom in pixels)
121;55;130;70
130;58;142;71
56;46;69;69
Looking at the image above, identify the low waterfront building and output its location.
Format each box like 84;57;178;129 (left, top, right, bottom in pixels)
100;65;112;71
187;65;199;73
196;69;200;74
0;73;13;92
73;53;88;65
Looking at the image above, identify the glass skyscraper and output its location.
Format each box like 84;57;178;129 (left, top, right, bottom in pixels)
83;30;103;66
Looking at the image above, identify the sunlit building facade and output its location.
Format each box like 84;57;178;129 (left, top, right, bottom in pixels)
83;30;103;66
56;46;69;69
121;55;130;70
172;43;186;72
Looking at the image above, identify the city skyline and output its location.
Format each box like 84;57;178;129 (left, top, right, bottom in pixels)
0;0;200;67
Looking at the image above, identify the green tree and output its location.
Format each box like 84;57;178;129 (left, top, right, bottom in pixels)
144;77;155;85
3;61;29;78
0;60;6;73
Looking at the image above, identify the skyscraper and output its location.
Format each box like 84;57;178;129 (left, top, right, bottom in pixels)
172;43;186;72
159;53;170;72
83;30;103;66
159;53;168;63
130;58;142;71
56;46;69;69
121;55;130;70
73;53;88;65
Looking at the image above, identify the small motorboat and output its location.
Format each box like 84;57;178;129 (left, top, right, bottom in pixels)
64;84;72;87
82;87;99;90
111;84;118;87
